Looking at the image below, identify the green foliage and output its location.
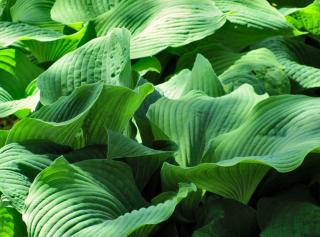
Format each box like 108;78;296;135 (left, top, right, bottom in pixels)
0;0;319;236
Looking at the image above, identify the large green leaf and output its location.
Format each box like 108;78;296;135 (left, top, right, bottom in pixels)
0;87;39;118
23;158;196;237
218;48;290;95
8;83;152;147
11;0;62;30
255;37;320;90
51;0;122;24
286;0;320;37
148;84;266;167
0;21;95;63
38;28;132;105
0;21;62;47
258;186;320;237
107;130;175;190
177;46;290;95
157;54;225;99
176;0;295;51
163;94;320;203
0;48;43;99
94;0;226;58
83;83;153;145
0;142;68;211
7;84;102;146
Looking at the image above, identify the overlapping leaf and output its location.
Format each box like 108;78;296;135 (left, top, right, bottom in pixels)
94;0;226;58
148;84;266;167
38;28;132;105
256;37;320;90
23;158;196;237
162;93;320;203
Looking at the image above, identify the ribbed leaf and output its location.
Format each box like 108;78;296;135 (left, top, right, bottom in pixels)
177;46;290;95
22;23;96;63
148;84;266;167
0;21;62;47
51;0;122;24
0;48;43;99
11;0;62;30
0;142;68;211
157;54;225;99
23;158;196;237
219;48;290;95
0;88;39;118
0;21;95;63
258;186;320;237
107;130;175;189
179;0;295;51
256;37;320;90
94;0;226;58
205;95;320;172
38;28;132;105
83;83;153;145
7;84;102;146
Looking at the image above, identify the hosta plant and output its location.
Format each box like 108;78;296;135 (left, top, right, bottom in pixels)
0;0;320;236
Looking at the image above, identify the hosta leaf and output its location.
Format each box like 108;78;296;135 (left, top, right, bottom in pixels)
286;0;320;37
218;48;290;95
107;130;175;189
180;0;295;51
7;84;102;146
148;84;266;167
0;142;68;211
134;78;163;147
0;88;39;118
11;0;62;30
177;46;290;95
94;0;226;58
8;83;152;147
0;48;43;98
133;56;162;76
83;83;153;145
0;203;27;236
258;186;320;237
255;37;320;91
157;54;225;99
107;130;173;160
192;198;258;237
22;23;96;63
0;21;62;47
23;158;196;237
51;0;122;24
165;94;320;203
0;21;95;63
162;162;269;204
38;28;132;105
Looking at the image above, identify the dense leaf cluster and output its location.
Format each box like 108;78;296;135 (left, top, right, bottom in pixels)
0;0;320;236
